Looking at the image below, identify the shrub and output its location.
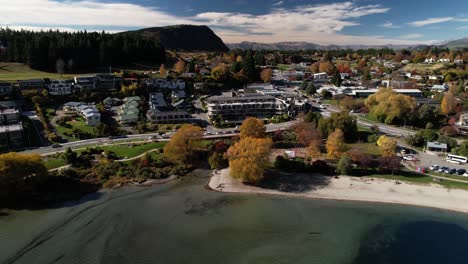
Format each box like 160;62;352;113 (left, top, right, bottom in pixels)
336;155;352;175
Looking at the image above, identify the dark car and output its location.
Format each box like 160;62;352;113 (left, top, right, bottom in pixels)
448;168;457;174
457;169;467;175
51;143;62;148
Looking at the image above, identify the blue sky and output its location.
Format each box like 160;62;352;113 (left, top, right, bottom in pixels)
1;0;467;45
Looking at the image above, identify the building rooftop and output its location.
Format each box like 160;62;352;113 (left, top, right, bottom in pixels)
0;123;23;133
427;141;448;149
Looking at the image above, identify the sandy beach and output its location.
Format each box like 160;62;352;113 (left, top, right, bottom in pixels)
209;169;468;214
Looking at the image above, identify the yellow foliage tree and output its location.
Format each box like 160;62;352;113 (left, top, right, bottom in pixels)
326;129;347;159
319;61;334;74
0;152;48;186
376;135;397;157
227;137;272;183
440;92;457;115
306;140;322;160
365;88;416;124
174;60;186;74
163;125;203;163
260;68;273;83
239;117;266;139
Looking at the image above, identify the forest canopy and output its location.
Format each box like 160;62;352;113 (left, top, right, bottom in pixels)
0;28;166;72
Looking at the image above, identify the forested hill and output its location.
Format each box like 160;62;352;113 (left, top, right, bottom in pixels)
125;25;229;52
0;28;166;72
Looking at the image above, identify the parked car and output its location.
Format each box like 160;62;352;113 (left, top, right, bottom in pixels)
430;165;439;171
463;172;468;177
456;169;466;176
416;167;427;173
448;168;457;174
438;167;449;173
51;143;62;148
403;155;415;161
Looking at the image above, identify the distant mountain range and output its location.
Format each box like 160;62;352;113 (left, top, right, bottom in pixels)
227;38;468;51
122;25;229;52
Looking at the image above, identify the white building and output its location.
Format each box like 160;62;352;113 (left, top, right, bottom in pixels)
63;102;101;126
454;59;464;64
145;79;185;90
424;57;435;64
313;72;327;82
74;76;96;90
48;80;73;95
438;58;450;63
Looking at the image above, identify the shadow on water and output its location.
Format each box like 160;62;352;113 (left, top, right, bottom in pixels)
353;220;468;264
248;170;332;193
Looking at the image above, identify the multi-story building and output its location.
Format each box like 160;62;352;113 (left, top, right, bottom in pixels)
456;113;468;136
17;79;44;90
96;74;122;90
206;94;291;122
0;82;13;96
63;102;101;126
352;89;423;98
145;79;185;90
117;97;140;125
48;80;74;95
0;108;24;152
74;76;96;91
147;110;193;124
149;92;167;110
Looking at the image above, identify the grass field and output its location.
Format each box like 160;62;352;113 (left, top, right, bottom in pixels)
367;171;468;190
99;141;166;159
403;63;447;75
55;117;96;141
0;62;94;81
349;142;381;156
44;156;66;170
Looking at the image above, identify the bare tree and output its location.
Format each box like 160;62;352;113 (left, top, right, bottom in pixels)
56;58;65;76
67;59;74;73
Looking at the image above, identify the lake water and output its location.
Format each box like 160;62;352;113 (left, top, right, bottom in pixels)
1;170;468;264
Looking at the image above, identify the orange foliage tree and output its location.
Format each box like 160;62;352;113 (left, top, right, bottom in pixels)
260;68;273;83
163;125;203;163
174;60;186;74
293;121;321;146
239;117;266;139
326;129;347;159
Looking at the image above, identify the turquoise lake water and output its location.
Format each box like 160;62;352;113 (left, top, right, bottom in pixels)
1;171;468;264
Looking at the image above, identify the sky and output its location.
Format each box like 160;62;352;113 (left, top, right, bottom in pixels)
0;0;467;45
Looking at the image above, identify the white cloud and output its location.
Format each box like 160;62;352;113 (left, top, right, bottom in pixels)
408;17;453;27
400;33;423;39
273;1;284;6
0;0;193;27
381;21;400;28
0;0;433;45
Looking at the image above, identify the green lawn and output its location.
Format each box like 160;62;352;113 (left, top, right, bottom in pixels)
100;141;166;159
44;157;66;170
349;142;381;156
277;64;292;71
55;117;96;141
0;62;95;81
366;172;468;190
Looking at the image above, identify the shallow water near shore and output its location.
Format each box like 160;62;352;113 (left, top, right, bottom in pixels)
1;171;468;264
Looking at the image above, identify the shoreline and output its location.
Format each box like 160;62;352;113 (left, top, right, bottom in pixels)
208;169;468;215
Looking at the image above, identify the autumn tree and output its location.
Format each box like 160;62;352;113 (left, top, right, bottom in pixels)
319;61;334;74
239;117;266;139
293;121;321;146
0;152;48;188
163;125;203;163
260;68;273;83
365;88;416;124
227;137;272;183
306;140;322;160
159;64;166;75
339;96;355;111
377;135;397;157
174;60;186;74
326;129;347;159
440;92;457;115
310;63;319;73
